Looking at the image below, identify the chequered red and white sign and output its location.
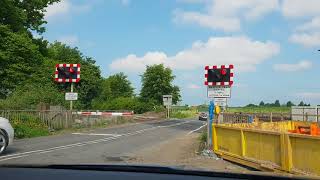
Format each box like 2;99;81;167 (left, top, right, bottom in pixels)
55;64;81;83
204;64;234;86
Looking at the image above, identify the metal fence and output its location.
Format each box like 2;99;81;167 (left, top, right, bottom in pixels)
220;112;319;124
291;106;320;122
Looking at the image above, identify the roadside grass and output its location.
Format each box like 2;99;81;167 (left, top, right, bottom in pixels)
226;106;290;113
10;114;49;139
198;130;207;151
51;117;136;136
10;115;137;139
170;110;198;119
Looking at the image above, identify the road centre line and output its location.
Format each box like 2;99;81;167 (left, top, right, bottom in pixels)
72;133;122;137
0;121;191;162
187;123;207;135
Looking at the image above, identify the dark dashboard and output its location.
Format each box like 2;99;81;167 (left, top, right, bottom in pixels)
0;165;312;180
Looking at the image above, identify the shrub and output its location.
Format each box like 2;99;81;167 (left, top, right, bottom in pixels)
10;113;49;139
93;97;154;114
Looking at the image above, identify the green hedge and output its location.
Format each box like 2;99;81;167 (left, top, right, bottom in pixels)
92;97;155;114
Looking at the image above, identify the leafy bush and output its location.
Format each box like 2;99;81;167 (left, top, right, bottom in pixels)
10;114;49;139
92;97;154;114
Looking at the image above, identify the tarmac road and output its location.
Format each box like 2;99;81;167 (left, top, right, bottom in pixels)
0;119;206;165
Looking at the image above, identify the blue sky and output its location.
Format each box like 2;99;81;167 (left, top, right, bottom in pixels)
42;0;320;106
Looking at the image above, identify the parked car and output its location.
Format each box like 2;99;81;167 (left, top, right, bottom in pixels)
198;112;208;121
0;117;14;155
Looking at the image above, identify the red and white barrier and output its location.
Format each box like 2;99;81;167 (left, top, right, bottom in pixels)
73;111;134;116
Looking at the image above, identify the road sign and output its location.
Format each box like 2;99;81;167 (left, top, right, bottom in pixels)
55;64;81;83
207;86;231;98
214;98;227;107
65;92;78;101
205;65;233;86
163;95;172;106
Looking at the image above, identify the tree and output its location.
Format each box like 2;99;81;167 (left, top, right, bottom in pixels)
274;100;280;107
140;64;181;105
46;42;102;109
298;101;304;106
286;101;295;107
92;73;134;109
246;103;257;107
259;101;265;106
105;73;134;99
0;25;43;98
0;0;60;33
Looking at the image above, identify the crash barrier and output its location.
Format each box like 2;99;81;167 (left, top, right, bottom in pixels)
212;121;320;176
0;110;134;130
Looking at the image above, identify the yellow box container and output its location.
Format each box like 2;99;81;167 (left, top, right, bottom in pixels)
212;121;320;176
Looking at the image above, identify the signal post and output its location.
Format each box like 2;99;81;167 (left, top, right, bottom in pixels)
204;64;234;148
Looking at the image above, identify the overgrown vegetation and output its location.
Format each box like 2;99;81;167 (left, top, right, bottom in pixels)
10;114;49;138
198;130;207;151
171;110;198;119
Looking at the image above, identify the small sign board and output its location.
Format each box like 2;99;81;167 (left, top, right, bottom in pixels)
65;92;78;101
207;86;231;98
163;95;172;106
214;98;227;107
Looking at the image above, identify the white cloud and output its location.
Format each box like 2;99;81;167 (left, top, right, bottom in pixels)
174;10;240;32
296;17;320;32
283;1;320;48
58;35;79;46
45;0;91;20
273;60;312;72
45;0;70;19
281;0;320;18
174;0;279;32
110;36;280;73
121;0;130;6
187;84;201;89
289;32;320;47
295;92;320;99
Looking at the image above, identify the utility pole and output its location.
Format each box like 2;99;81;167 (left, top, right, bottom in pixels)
70;83;74;111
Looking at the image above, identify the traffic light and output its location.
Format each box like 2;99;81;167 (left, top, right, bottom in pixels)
205;65;233;86
55;64;81;83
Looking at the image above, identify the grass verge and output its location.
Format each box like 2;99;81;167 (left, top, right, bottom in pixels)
11;114;49;139
198;130;207;152
171;110;198;119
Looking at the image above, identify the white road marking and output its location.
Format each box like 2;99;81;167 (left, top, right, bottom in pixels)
187;123;207;135
0;121;191;162
72;133;122;137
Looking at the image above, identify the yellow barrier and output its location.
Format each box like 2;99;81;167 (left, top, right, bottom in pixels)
212;122;320;176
